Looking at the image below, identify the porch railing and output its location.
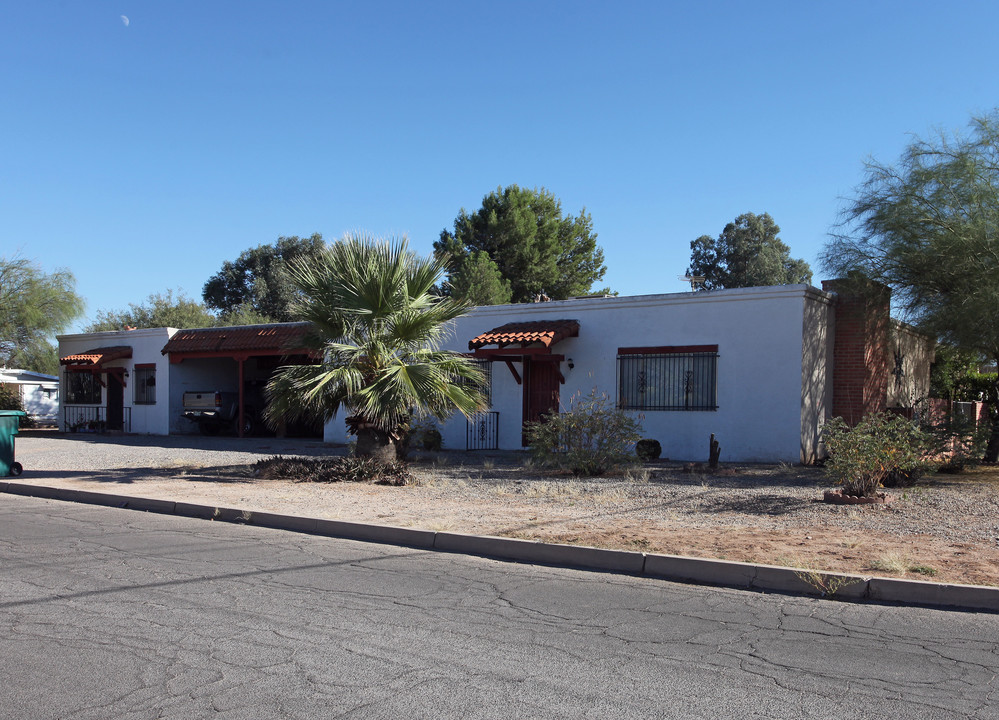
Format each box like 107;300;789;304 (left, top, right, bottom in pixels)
466;411;499;451
63;406;132;433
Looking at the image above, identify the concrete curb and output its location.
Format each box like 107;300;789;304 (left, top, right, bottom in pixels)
3;482;997;613
435;532;647;573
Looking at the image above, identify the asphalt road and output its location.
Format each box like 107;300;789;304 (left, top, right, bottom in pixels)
2;495;997;720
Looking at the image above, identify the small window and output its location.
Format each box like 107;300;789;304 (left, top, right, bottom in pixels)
617;345;718;411
134;365;156;405
65;372;102;404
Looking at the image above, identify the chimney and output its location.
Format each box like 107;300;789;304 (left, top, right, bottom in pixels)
822;279;892;425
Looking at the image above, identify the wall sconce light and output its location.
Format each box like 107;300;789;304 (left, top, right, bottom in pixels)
567;358;574;370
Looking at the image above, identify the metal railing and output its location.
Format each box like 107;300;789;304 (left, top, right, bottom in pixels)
63;406;132;433
466;411;499;451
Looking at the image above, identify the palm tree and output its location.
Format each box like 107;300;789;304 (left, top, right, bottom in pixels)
264;234;487;460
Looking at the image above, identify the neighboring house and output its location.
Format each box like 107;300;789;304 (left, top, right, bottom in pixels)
58;328;174;434
56;324;312;436
0;368;59;424
55;281;934;462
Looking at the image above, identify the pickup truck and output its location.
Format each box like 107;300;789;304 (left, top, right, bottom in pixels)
181;391;255;436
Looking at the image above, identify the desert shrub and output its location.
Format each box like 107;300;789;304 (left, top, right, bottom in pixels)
635;438;662;461
0;384;33;428
417;425;443;451
524;389;643;476
921;412;990;473
253;455;412;486
823;413;932;497
399;417;444;455
425;428;443;451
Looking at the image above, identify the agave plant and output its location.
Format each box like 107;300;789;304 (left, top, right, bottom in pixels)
264;234;486;460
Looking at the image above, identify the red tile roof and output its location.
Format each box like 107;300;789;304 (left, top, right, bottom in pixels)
468;320;579;350
161;323;312;356
60;346;133;366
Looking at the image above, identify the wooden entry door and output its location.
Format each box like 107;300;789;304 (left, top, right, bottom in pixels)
522;359;560;446
106;375;124;431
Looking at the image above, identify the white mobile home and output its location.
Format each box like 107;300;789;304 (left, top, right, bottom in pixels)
0;369;59;424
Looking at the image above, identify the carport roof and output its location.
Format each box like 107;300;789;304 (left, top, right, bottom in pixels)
161;322;312;361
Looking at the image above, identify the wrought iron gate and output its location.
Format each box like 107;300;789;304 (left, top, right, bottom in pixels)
466;411;499;451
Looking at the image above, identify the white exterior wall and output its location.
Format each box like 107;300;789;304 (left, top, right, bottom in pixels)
56;328;176;435
800;292;835;463
323;285;834;462
887;321;936;409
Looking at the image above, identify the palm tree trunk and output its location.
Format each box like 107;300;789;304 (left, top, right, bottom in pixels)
354;426;397;462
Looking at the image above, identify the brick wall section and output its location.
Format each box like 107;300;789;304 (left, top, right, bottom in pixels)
822;279;892;425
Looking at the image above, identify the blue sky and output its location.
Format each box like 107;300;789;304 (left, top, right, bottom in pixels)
4;1;998;332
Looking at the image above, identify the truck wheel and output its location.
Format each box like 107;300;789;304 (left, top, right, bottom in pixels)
199;421;221;436
238;408;257;436
9;462;22;476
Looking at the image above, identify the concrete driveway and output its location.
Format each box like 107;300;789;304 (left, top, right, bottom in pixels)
13;430;339;477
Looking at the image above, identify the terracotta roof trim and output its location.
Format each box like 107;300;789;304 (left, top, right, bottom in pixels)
59;346;134;366
468;319;580;351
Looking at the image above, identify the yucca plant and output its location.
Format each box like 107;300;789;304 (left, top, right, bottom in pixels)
264;234;487;460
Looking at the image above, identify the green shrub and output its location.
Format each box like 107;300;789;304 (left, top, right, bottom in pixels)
921;411;990;473
635;438;662;461
400;418;444;454
823;413;932;497
0;384;33;428
524;389;643;476
253;455;412;485
419;426;443;451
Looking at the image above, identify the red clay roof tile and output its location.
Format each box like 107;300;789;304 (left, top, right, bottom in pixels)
468;320;579;350
161;323;311;356
60;346;133;366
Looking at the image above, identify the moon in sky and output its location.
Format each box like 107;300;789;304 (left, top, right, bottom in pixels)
121;15;129;27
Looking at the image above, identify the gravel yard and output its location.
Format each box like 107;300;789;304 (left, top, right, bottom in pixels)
9;431;999;587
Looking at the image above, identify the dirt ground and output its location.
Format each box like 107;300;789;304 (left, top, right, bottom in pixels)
11;434;999;588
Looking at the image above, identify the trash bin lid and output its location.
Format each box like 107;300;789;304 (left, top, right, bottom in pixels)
0;410;26;417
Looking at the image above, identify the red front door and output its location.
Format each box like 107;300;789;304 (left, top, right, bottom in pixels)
522;359;560;446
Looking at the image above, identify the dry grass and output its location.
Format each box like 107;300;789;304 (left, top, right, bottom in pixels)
868;550;939;577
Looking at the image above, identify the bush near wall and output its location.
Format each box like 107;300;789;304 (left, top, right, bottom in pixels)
823;412;932;496
525;389;643;476
0;384;33;428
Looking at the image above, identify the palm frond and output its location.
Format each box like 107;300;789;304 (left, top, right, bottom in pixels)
265;233;485;436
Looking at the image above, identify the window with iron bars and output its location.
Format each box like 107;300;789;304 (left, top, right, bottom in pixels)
65;372;102;404
617;345;718;411
134;364;156;405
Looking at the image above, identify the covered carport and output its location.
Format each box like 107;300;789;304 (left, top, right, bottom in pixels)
161;323;317;437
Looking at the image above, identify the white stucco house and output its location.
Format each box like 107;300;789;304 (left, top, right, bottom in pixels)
57;327;175;434
57;324;313;436
55;281;933;463
0;368;60;424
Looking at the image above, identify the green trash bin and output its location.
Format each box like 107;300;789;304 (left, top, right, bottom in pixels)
0;410;26;477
